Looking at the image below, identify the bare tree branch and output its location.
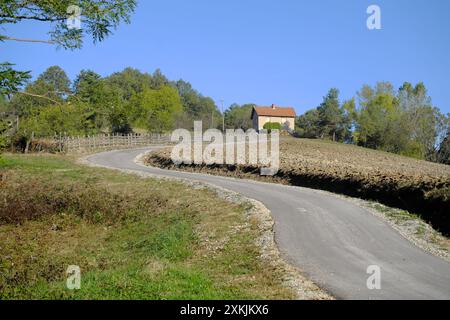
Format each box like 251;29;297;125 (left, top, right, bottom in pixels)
2;36;55;44
14;91;60;104
0;14;65;22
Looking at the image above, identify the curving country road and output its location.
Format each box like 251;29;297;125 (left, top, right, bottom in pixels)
87;147;450;300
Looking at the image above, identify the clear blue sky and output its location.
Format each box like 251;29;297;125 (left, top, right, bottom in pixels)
2;0;450;114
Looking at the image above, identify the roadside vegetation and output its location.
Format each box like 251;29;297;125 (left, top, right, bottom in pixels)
364;202;450;260
0;154;296;299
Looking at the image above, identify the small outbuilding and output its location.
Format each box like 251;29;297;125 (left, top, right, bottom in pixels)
251;104;296;132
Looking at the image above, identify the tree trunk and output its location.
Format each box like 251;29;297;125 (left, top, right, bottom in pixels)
25;132;34;154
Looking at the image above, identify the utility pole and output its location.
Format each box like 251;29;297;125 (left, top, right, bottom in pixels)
220;100;225;132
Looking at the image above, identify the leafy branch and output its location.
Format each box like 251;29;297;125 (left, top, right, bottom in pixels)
0;63;31;96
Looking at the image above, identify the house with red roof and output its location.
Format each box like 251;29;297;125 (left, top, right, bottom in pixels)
251;104;296;132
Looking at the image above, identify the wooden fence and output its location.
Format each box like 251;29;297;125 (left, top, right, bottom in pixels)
52;133;171;153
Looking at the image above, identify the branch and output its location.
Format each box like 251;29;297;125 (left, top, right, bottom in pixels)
0;14;64;22
13;91;77;115
14;91;60;104
2;36;55;44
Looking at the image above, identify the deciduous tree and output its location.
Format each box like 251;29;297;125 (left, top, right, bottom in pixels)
129;86;183;133
0;0;136;95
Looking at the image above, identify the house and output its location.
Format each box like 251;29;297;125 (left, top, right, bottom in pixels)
251;104;296;132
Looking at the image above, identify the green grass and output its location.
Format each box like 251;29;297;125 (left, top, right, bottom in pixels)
368;202;450;252
0;154;294;300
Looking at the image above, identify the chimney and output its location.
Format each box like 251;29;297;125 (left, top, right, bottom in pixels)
271;104;276;109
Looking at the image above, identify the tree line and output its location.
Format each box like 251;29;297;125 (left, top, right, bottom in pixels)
296;83;449;163
1;73;449;164
0;66;222;150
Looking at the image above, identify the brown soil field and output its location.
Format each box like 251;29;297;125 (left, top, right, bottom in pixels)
145;137;450;235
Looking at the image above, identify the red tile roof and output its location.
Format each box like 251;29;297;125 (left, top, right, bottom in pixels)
252;105;296;118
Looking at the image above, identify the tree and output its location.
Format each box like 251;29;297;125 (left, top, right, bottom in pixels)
0;0;137;49
173;79;221;129
37;66;71;97
296;109;320;138
73;70;127;132
355;82;402;151
0;118;9;150
436;117;450;164
16;102;98;138
317;88;345;141
9;66;71;116
352;81;446;159
0;0;136;95
0;97;12;150
109;105;132;134
150;69;169;89
0;63;31;96
224;103;254;130
397;82;446;159
341;98;356;143
129;86;183;133
0;93;9;112
73;70;102;101
105;67;153;101
297;89;352;142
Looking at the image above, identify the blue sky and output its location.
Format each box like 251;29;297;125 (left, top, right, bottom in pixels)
2;0;450;114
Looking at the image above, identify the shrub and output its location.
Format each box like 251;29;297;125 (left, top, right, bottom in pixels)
263;122;282;132
0;172;165;225
0;118;9;151
0;135;7;151
109;107;132;134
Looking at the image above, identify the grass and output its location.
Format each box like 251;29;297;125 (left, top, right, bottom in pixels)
0;154;294;300
367;202;450;255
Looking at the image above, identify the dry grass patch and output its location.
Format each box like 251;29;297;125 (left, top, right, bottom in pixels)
0;154;299;300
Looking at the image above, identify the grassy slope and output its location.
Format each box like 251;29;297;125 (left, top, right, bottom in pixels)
0;154;294;300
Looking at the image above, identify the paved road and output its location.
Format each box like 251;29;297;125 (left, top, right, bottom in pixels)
87;147;450;300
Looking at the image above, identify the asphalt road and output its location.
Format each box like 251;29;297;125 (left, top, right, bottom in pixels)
87;147;450;300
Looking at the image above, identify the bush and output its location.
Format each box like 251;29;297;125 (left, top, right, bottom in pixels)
17;103;100;138
263;122;282;132
0;118;9;151
109;106;132;134
0;135;7;151
0;172;164;225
